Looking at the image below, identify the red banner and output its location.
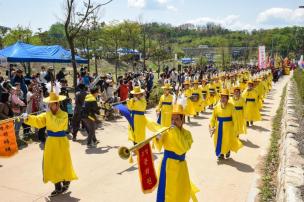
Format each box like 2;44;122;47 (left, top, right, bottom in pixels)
0;121;18;157
137;143;158;193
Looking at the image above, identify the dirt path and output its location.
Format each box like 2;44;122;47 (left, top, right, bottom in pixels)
0;75;290;202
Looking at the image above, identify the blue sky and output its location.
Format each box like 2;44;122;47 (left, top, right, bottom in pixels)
0;0;303;32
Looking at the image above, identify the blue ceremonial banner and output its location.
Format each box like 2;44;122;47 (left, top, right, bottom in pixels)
113;104;134;130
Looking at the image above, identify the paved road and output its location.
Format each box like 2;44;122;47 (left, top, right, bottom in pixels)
0;75;290;202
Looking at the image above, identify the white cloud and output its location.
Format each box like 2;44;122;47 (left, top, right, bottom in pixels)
157;0;168;4
186;15;255;31
257;8;304;25
128;0;147;9
128;0;178;12
167;5;178;12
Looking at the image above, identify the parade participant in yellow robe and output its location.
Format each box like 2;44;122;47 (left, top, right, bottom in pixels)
253;79;264;109
239;78;248;93
182;80;196;122
199;79;209;112
22;91;78;197
127;86;147;144
229;86;247;136
209;89;243;160
154;104;199;202
191;80;202;115
156;83;173;127
242;80;261;127
214;77;222;102
207;79;217;108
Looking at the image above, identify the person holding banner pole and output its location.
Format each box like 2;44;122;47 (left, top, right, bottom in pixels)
21;89;78;197
154;103;199;202
156;81;173;127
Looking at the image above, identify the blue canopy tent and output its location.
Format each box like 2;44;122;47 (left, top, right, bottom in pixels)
0;41;88;64
180;58;194;64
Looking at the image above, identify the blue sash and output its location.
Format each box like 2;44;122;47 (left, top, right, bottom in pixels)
216;117;232;157
162;102;172;105
47;130;66;137
130;110;145;131
246;98;255;102
235;106;243;110
157;150;186;202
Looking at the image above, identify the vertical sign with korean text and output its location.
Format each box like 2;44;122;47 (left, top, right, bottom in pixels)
0;120;18;157
258;46;266;69
137;143;158;193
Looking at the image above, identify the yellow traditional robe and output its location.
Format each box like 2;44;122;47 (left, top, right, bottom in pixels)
199;84;209;111
229;97;247;135
127;98;147;143
183;89;196;116
209;103;243;156
191;87;202;113
156;94;173;127
207;83;217;106
242;89;261;122
25;110;78;184
154;127;198;202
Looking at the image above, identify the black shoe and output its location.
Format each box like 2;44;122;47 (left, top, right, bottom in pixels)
246;122;249;127
93;140;100;146
187;117;191;123
218;154;224;161
62;181;70;193
250;121;254;126
50;189;62;197
226;151;231;159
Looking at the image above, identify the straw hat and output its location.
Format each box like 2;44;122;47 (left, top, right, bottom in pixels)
183;80;190;85
247;80;254;84
131;86;145;95
233;86;241;91
220;89;230;96
161;83;173;89
172;104;185;115
43;92;66;103
192;80;199;84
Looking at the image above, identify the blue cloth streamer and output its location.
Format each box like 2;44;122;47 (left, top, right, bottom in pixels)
157;112;162;124
157;150;186;202
47;130;66;137
215;117;232;157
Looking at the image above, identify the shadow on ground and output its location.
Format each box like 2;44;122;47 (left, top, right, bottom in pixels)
241;139;260;148
217;158;254;173
44;191;80;202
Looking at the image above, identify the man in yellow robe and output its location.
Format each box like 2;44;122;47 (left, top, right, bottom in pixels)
156;83;173;127
209;89;243;160
229;86;247;136
182;80;195;122
207;79;217;109
191;80;202;116
154;104;199;202
199;79;209;112
22;91;78;197
242;80;261;126
127;86;147;144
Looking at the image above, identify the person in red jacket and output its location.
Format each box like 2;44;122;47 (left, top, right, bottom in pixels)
119;79;129;101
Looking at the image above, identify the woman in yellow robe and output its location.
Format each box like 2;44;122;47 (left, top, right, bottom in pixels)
209;89;243;160
154;104;198;202
182;80;196;122
242;81;261;126
191;80;202;115
23;91;78;196
156;83;173;127
229;86;247;136
127;86;147;144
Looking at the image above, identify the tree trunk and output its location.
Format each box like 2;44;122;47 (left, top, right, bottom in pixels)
69;38;78;89
95;55;98;74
